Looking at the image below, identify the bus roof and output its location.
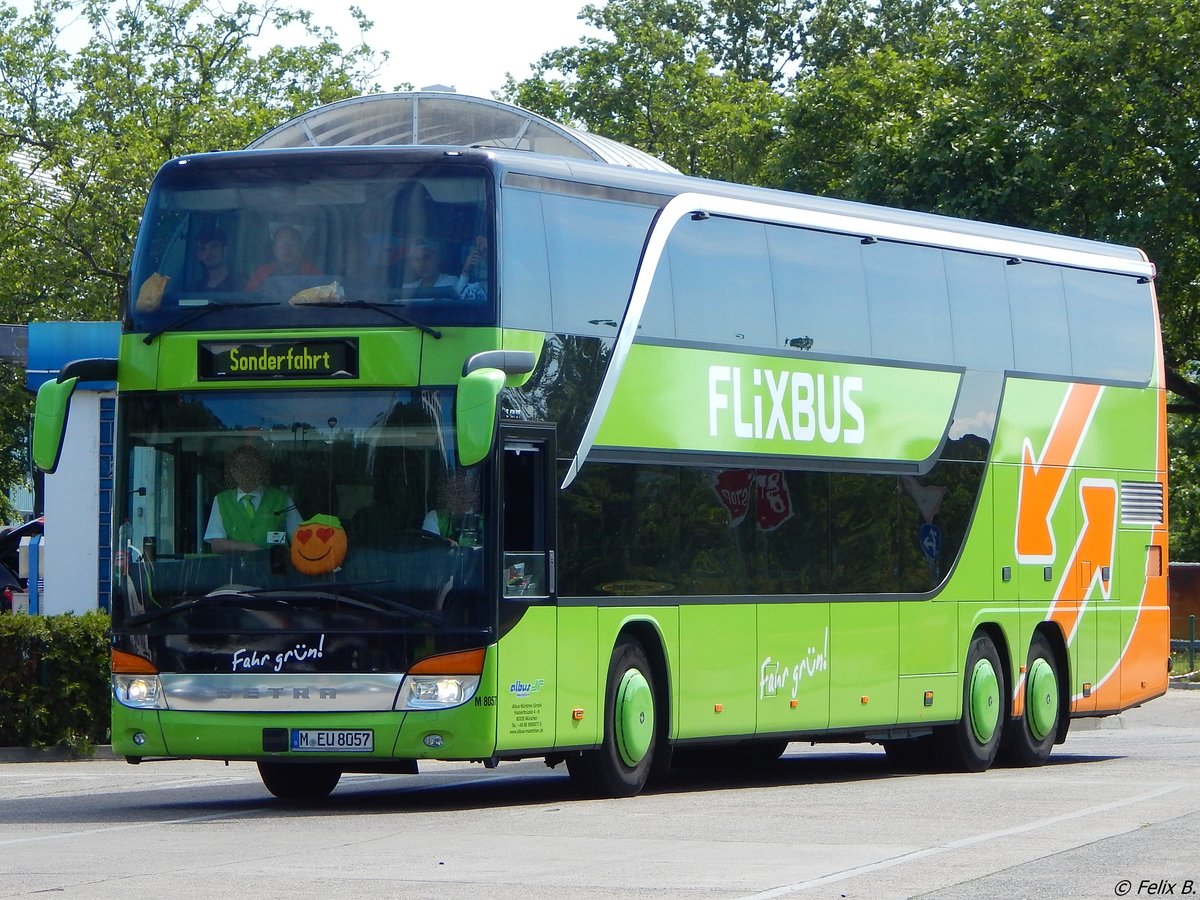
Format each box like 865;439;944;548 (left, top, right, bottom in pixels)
484;148;1154;278
244;92;1151;277
248;91;679;174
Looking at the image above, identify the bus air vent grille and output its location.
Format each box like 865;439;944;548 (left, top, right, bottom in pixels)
1120;481;1164;526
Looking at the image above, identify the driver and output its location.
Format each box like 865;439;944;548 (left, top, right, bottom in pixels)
205;445;302;553
420;469;482;545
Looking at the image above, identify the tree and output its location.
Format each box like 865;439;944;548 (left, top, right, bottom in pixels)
0;0;385;519
781;0;1200;359
501;0;786;183
776;0;1200;555
508;0;1200;555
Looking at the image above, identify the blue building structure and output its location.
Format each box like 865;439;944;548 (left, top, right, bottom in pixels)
25;321;119;614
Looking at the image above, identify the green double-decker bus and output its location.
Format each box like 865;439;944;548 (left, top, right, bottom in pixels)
35;94;1169;799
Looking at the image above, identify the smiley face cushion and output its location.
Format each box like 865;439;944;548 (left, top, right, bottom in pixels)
290;514;347;575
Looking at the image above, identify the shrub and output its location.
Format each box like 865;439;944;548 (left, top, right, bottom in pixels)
0;611;110;749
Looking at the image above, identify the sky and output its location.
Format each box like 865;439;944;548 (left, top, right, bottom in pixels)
11;0;603;99
283;1;601;97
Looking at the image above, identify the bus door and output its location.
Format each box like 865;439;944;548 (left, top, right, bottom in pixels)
494;425;560;752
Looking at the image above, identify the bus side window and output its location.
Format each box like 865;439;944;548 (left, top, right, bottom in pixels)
502;436;554;598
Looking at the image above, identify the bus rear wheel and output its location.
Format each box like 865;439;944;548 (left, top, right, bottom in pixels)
1001;634;1061;766
257;761;341;800
936;632;1005;772
567;638;658;798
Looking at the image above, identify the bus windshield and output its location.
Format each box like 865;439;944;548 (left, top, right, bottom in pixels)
128;158;494;335
112;389;489;661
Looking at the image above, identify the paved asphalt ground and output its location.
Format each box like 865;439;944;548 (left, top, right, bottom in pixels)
1;685;1198;898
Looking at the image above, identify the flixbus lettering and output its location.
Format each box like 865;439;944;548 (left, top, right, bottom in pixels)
708;365;865;445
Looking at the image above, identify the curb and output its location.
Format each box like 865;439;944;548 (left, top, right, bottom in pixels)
0;745;118;763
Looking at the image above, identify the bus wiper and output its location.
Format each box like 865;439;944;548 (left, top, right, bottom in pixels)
123;582;444;627
142;301;275;345
302;299;442;339
244;583;443;623
122;589;285;627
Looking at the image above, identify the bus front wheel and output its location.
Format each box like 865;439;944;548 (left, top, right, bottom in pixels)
1001;633;1061;766
937;632;1005;772
567;638;658;797
257;761;341;800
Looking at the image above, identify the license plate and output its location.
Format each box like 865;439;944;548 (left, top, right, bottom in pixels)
289;729;374;752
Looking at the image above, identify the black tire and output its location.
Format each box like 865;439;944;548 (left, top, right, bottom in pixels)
257;762;341;800
567;638;658;797
935;632;1005;772
1000;633;1061;766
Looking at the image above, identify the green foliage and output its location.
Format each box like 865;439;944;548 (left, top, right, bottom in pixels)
778;0;1200;371
0;0;383;322
512;0;1200;555
0;610;111;748
1170;401;1200;560
500;0;786;182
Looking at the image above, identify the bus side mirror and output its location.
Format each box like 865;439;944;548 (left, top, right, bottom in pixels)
32;357;118;475
456;367;506;467
33;376;79;474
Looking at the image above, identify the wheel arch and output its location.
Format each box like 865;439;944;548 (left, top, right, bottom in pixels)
975;621;1012;696
613;618;673;741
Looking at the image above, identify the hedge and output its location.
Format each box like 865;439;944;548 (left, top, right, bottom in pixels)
0;611;111;751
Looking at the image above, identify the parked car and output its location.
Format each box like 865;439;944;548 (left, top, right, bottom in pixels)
0;516;42;612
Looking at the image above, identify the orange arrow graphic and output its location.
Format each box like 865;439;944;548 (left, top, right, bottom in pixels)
1090;386;1170;711
1016;383;1103;562
1010;478;1118;719
1048;479;1117;641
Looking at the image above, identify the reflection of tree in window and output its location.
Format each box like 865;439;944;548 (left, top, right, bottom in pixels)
556;454;987;599
504;335;612;454
558;462;635;595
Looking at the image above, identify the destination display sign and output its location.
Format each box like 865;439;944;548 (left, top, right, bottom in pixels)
198;339;359;381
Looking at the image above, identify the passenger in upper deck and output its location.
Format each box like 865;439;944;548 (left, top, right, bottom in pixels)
244;224;320;292
459;234;488;296
402;238;486;302
192;228;243;292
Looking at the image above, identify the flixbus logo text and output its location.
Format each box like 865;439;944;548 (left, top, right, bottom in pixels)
708;365;865;445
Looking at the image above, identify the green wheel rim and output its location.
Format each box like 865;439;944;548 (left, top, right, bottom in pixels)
615;668;654;768
1026;657;1058;741
968;657;1000;745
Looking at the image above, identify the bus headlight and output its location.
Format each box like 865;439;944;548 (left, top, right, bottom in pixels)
395;647;486;711
113;674;165;709
396;674;480;710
